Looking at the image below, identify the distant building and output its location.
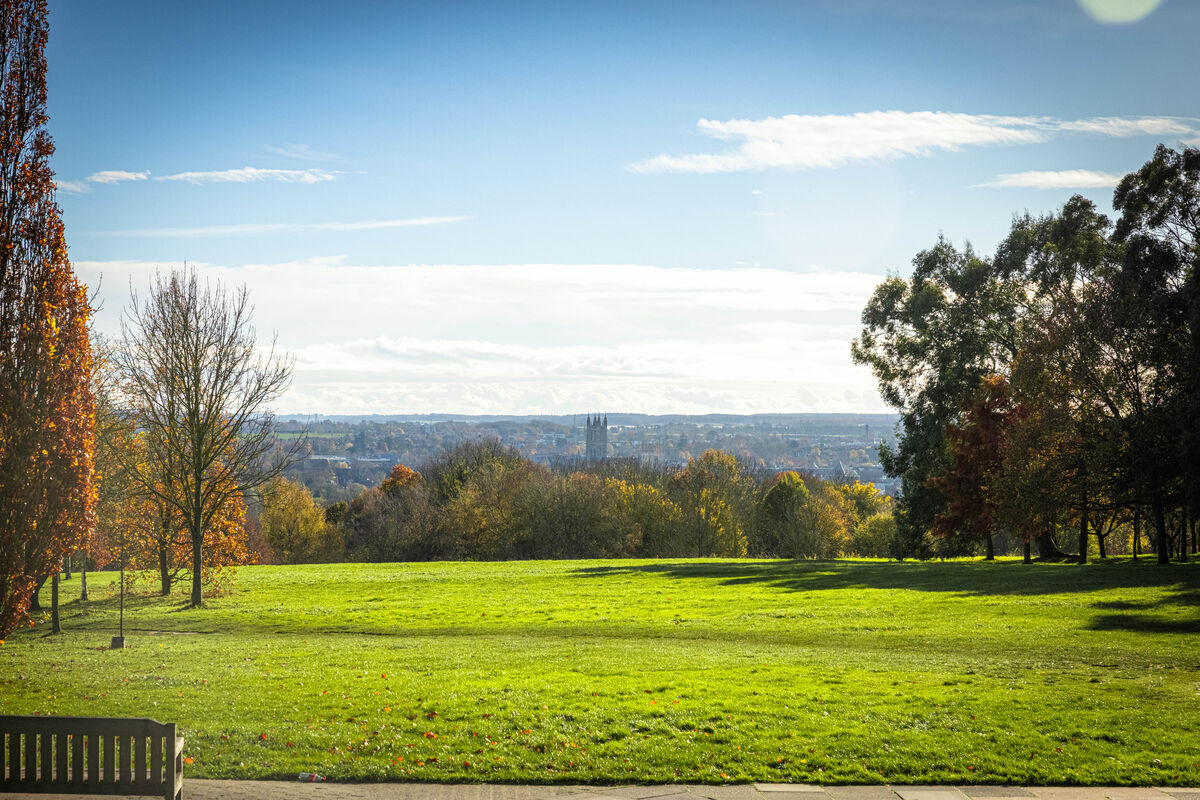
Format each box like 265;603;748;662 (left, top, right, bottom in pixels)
585;414;608;462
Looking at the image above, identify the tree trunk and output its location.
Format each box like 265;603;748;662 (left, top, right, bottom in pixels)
29;576;46;611
63;553;71;580
1078;497;1089;565
1133;509;1141;560
51;569;60;633
1037;521;1068;559
80;559;88;602
1153;493;1169;565
1179;508;1188;564
191;519;204;607
1023;539;1031;563
985;534;994;561
1097;533;1107;559
159;545;172;595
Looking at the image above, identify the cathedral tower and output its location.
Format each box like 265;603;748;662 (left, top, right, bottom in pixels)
585;414;608;462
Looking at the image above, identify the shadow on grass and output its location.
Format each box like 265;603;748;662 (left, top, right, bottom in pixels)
1086;612;1200;634
571;558;1200;600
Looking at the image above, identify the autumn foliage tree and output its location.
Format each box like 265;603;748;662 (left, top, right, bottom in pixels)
260;476;336;563
0;0;95;637
117;269;299;606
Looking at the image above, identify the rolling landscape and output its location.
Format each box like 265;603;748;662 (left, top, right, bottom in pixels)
2;0;1199;796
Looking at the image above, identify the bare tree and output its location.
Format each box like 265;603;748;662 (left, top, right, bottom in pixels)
117;268;302;606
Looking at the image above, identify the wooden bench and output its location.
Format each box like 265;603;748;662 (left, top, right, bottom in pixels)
0;715;183;800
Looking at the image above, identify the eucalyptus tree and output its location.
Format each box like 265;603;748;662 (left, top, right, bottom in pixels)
852;238;1025;557
1112;145;1199;561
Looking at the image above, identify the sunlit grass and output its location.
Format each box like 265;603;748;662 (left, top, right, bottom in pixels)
2;558;1197;785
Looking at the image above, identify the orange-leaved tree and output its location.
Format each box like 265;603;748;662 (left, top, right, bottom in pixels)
0;0;95;638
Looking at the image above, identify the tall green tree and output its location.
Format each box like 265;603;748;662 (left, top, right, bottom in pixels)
852;238;1023;558
993;196;1120;561
1111;145;1199;562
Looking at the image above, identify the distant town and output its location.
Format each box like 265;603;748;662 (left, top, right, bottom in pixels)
277;412;901;507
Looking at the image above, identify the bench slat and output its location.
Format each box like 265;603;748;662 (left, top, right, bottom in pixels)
23;730;35;789
134;734;148;786
0;716;164;737
72;729;83;786
118;733;130;786
102;732;114;785
55;731;67;783
151;730;163;790
86;731;98;788
39;730;50;781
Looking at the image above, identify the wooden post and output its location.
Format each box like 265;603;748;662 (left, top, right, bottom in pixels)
51;569;60;634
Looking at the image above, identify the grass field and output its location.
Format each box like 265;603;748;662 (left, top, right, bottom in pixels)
1;559;1197;786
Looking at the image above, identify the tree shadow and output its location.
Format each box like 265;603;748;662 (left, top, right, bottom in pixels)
571;558;1200;600
1086;612;1200;634
574;560;1200;636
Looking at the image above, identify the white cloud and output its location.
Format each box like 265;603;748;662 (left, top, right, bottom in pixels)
1057;116;1191;137
99;216;471;238
87;169;150;185
74;258;889;415
55;179;91;194
973;169;1124;189
155;166;340;185
264;143;341;162
629;111;1200;174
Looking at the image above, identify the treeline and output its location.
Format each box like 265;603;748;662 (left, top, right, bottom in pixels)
258;441;894;563
853;145;1200;563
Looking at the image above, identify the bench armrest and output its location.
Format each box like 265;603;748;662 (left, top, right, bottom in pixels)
175;737;186;756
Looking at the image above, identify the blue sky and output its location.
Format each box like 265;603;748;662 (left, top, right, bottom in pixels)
50;0;1200;414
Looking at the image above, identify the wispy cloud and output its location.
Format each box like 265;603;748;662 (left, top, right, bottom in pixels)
87;169;150;185
98;216;471;238
155;166;340;185
973;169;1124;189
55;179;91;195
629;111;1200;174
264;143;341;162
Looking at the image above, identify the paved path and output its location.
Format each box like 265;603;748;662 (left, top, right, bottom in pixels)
5;783;1198;800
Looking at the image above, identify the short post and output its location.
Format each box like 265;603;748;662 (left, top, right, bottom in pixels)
111;558;125;650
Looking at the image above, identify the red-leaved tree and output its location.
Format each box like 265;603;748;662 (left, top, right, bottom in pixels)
0;0;95;637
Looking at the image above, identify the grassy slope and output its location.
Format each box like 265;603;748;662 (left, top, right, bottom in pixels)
1;559;1197;786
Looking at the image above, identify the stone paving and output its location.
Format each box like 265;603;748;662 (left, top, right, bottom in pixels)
5;782;1199;800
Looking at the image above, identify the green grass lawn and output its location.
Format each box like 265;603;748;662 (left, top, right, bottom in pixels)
2;558;1197;786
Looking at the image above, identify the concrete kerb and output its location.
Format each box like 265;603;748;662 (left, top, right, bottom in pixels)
2;783;1197;800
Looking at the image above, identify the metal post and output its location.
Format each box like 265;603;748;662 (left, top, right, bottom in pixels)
112;555;125;649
